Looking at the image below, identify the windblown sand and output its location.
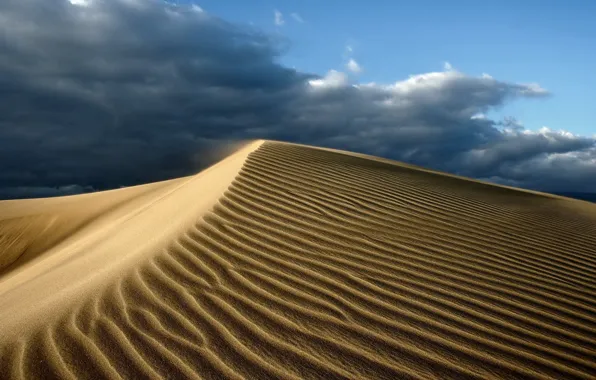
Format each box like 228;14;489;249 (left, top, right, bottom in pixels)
1;140;595;379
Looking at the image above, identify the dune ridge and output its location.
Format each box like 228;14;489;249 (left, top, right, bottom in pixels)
1;140;595;379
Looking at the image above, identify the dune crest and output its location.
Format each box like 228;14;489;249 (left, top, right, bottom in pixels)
1;141;595;379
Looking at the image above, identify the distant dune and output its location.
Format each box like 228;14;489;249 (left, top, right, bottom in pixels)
555;192;596;204
1;140;595;379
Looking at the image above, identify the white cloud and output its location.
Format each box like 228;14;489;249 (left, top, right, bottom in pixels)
308;70;349;89
346;58;362;73
290;12;304;23
443;61;453;71
519;83;549;96
274;10;284;26
68;0;92;6
388;70;466;94
191;4;203;13
345;45;353;53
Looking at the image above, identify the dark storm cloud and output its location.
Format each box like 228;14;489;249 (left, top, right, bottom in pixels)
0;0;307;194
1;0;594;199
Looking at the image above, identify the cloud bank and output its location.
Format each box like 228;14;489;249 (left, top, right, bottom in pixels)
1;0;595;198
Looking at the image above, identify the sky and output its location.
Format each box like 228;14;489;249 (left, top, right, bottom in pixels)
195;0;596;136
0;0;595;199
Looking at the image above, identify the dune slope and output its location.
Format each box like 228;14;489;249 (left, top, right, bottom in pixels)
1;140;595;379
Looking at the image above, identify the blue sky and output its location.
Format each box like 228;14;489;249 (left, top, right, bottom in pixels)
186;0;595;136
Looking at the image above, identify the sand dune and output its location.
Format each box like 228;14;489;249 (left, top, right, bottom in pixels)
1;140;595;379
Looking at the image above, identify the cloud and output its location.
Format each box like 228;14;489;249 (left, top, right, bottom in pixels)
274;10;284;26
308;70;349;89
346;58;362;74
443;61;453;71
519;83;549;96
458;127;595;178
499;116;524;131
290;12;304;23
0;0;594;199
191;4;204;13
68;0;92;6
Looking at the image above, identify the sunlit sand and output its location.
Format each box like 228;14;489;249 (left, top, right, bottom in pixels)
1;140;595;379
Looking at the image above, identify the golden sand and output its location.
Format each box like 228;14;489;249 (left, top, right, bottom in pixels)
1;140;595;379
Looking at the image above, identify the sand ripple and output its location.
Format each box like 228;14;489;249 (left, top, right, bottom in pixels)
1;141;595;379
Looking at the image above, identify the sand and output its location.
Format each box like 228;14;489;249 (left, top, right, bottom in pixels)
0;140;595;379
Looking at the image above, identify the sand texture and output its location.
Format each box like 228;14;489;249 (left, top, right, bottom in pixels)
1;140;595;379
